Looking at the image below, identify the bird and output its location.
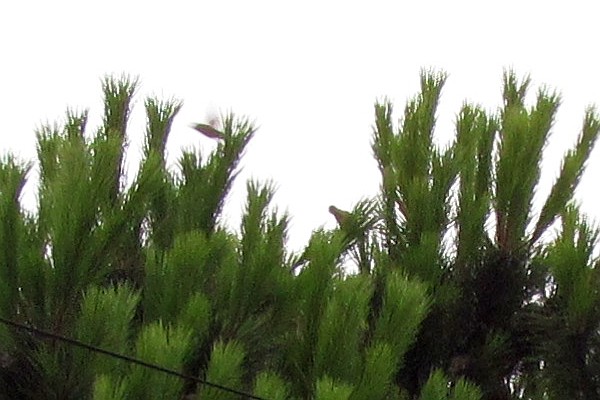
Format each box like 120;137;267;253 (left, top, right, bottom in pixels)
329;205;351;226
189;122;224;140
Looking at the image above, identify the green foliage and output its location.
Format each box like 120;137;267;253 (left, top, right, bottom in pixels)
495;73;560;252
373;272;430;369
0;155;30;342
454;104;496;267
373;71;456;283
1;70;599;400
315;275;372;382
92;374;127;400
125;321;191;399
197;340;246;400
143;231;211;323
419;369;449;400
284;230;343;398
532;107;600;244
253;371;290;400
178;291;212;345
349;343;396;400
530;206;600;398
315;376;354;400
420;369;481;400
74;285;139;381
223;181;288;332
175;114;255;235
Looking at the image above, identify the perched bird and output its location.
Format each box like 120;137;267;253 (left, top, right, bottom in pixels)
190;122;224;140
329;205;351;226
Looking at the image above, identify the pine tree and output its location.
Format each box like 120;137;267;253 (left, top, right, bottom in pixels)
0;70;598;400
372;70;600;399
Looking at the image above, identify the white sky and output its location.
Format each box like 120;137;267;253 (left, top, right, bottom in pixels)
1;1;599;251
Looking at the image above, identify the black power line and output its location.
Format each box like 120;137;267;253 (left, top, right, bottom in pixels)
0;317;267;400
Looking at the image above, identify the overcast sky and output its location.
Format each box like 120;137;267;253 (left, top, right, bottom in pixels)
1;1;599;251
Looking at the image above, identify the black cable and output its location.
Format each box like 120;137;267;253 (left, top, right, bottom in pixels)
0;316;267;400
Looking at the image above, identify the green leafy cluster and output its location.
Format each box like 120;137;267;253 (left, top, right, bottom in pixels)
0;70;599;400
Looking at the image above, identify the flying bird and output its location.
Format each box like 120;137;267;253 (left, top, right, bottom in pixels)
190;122;224;140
